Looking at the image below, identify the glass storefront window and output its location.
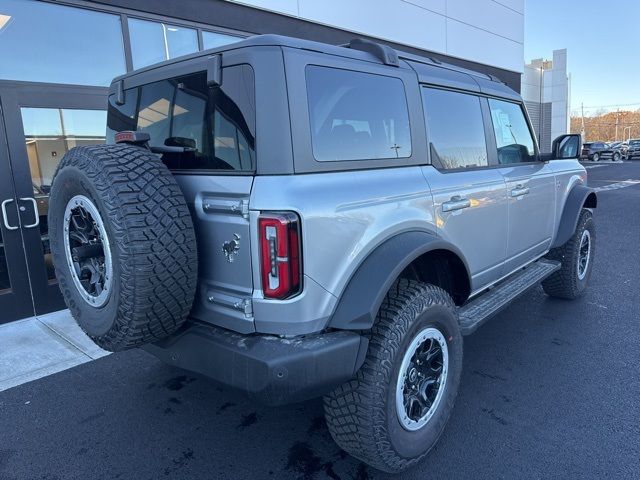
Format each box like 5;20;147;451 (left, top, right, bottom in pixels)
202;31;242;50
0;0;126;86
129;18;198;69
21;108;107;281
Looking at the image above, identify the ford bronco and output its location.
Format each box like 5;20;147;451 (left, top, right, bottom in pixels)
48;35;596;473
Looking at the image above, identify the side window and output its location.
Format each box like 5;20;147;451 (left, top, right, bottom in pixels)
106;65;256;172
306;66;412;161
422;88;488;170
488;99;537;164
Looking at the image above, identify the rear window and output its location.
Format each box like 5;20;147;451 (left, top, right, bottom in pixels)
107;65;255;172
305;66;411;162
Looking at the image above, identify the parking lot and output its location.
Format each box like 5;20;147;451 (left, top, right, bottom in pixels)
1;161;639;480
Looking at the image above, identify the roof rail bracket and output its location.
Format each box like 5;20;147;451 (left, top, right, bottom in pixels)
347;38;400;67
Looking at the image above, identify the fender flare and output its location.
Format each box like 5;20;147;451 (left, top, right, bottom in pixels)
552;185;597;248
327;231;471;331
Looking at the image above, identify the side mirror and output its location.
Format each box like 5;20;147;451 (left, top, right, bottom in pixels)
551;134;582;160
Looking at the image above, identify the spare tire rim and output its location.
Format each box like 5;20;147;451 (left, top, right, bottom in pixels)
577;229;591;280
63;195;113;307
396;327;449;431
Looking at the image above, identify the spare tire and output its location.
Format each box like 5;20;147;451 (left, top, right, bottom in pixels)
49;144;198;352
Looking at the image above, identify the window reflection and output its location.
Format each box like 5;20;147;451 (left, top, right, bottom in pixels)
202;31;242;50
422;88;488;170
0;0;125;85
129;18;198;69
22;108;106;281
489;99;537;164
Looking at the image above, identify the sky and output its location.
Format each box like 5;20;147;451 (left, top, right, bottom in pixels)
524;0;640;116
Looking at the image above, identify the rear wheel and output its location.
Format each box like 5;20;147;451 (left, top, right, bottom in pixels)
324;280;463;473
543;209;595;299
49;144;198;351
593;152;600;162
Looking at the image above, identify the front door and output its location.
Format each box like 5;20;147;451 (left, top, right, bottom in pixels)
0;82;108;321
487;98;556;274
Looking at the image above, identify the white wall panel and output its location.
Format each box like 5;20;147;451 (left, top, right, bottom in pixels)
447;0;523;42
225;0;525;73
492;0;524;14
229;0;299;17
400;0;447;14
446;18;523;72
298;0;447;54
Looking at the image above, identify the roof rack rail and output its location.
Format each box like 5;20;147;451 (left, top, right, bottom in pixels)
344;38;400;67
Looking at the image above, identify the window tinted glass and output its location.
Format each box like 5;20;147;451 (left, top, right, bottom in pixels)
306;66;411;161
489;99;536;164
107;66;256;172
0;0;125;85
422;88;488;169
202;31;243;49
128;18;198;69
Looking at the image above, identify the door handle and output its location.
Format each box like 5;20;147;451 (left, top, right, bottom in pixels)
442;196;471;212
511;185;530;197
1;198;19;231
19;197;40;229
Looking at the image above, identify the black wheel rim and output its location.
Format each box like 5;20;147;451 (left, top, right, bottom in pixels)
396;327;448;431
63;195;113;306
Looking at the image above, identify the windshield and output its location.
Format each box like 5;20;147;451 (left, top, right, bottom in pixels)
630;140;640;146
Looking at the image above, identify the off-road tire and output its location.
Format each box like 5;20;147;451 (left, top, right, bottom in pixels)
49;144;198;351
542;209;595;299
323;280;463;473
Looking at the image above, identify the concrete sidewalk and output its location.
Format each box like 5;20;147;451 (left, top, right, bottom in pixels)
0;310;108;392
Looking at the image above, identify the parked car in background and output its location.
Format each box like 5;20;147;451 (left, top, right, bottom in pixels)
610;141;628;159
627;139;640;159
581;142;621;161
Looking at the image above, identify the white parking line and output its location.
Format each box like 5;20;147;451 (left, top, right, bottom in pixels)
593;179;640;192
584;165;608;169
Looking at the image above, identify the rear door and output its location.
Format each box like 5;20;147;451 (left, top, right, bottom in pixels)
108;61;257;333
420;87;508;291
487;98;556;273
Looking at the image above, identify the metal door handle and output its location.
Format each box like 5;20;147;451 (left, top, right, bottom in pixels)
442;196;471;212
511;186;530;197
1;198;19;231
20;197;40;229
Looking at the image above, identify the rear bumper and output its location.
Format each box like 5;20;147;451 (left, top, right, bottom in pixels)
143;323;368;406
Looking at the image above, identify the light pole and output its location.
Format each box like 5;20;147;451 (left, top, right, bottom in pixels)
623;126;632;142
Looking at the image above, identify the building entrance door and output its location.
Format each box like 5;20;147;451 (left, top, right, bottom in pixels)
0;82;108;323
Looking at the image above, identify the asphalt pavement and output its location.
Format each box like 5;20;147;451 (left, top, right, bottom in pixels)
1;161;639;480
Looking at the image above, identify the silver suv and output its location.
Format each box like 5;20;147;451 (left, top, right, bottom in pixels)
48;35;597;473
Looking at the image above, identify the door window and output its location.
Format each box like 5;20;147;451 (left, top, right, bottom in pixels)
21;108;107;280
422;88;488;169
488;99;537;164
306;66;412;161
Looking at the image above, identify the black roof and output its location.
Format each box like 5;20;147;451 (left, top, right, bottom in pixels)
111;34;519;99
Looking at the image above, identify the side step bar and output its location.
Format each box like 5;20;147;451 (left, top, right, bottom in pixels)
458;259;561;336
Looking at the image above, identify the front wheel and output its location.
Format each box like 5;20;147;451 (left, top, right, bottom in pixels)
593;152;600;162
543;209;595;299
324;280;463;473
613;152;621;161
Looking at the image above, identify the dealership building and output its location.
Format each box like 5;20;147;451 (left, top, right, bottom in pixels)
0;0;524;323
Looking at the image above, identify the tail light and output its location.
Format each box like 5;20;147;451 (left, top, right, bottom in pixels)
259;213;302;299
